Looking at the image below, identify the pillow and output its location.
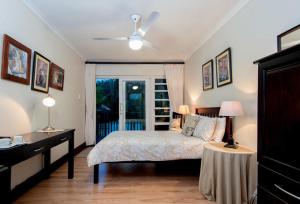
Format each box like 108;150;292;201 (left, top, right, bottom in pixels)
181;115;200;136
193;116;217;141
211;117;226;142
169;118;181;130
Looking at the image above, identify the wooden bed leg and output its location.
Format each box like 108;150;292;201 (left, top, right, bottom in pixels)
94;164;99;184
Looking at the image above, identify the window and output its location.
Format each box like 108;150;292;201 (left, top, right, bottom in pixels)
154;78;170;130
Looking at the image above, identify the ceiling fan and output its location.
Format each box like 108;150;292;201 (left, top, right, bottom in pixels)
93;11;160;50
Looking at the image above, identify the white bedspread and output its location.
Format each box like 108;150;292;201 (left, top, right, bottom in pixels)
87;131;206;167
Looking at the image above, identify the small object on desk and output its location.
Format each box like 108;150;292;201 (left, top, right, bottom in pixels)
0;138;12;149
0;137;25;149
199;142;257;204
13;135;23;145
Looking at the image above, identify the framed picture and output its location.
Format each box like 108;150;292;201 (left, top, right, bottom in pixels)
31;52;50;93
277;24;300;51
1;34;32;85
216;48;232;87
49;63;64;91
202;60;213;91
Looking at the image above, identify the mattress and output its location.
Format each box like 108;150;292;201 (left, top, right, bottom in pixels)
87;130;206;167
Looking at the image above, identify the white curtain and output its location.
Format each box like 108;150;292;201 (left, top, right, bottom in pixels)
85;64;96;145
164;64;184;113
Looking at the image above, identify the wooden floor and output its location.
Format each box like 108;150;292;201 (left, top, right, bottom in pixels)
15;149;215;204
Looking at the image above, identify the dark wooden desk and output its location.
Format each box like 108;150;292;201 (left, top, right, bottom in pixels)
0;129;75;203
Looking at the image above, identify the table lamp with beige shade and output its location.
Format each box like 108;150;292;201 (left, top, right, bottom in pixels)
219;101;244;148
178;105;190;127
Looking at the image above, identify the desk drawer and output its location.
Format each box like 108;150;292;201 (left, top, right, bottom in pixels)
23;143;48;157
50;134;70;147
258;186;287;204
258;164;300;203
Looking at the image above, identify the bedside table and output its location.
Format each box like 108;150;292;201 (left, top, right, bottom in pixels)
199;142;257;204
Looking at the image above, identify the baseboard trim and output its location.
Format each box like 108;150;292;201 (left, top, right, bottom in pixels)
75;142;87;155
11;142;86;201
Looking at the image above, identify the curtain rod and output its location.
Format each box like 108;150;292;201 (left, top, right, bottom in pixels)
85;61;185;65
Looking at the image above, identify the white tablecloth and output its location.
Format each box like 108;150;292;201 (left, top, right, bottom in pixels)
199;142;257;204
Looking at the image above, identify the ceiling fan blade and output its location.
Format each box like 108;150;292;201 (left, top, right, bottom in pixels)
93;37;128;41
143;40;158;50
138;11;160;36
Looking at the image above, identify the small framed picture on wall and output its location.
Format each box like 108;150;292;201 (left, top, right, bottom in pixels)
202;60;213;91
49;63;64;91
31;51;51;93
1;34;32;85
216;48;232;87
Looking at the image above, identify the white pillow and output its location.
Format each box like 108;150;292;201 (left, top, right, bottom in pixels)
169;118;181;130
211;117;226;142
193;116;217;141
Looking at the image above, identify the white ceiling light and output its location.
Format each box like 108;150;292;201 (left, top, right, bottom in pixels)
129;34;143;50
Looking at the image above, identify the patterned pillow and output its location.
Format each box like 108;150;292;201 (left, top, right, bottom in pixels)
211;117;226;142
193;116;217;141
181;115;200;136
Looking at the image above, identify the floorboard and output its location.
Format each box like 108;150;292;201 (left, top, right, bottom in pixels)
15;149;215;204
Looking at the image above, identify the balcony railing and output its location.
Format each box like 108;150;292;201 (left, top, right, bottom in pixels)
96;111;145;142
125;119;145;131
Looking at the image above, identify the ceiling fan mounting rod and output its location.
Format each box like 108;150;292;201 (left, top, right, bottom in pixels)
131;14;141;33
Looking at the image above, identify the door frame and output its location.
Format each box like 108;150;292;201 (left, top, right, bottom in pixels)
119;77;151;131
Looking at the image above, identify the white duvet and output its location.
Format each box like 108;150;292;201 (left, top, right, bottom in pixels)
87;130;206;167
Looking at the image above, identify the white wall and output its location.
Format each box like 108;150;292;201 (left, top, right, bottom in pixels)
184;0;300;149
0;0;85;188
96;64;165;76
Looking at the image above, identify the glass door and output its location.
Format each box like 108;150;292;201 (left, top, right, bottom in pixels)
96;77;150;142
96;78;119;142
120;79;150;131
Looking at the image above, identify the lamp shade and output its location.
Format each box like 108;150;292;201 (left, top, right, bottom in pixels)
178;105;190;115
42;95;56;107
219;101;244;117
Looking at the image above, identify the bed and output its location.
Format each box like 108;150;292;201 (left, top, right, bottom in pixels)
89;107;230;183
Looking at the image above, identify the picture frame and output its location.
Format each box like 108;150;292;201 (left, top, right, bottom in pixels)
277;24;300;51
202;59;214;91
216;48;232;87
1;34;32;85
31;51;51;93
49;63;64;91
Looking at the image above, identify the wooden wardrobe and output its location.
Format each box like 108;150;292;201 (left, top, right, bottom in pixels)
254;44;300;203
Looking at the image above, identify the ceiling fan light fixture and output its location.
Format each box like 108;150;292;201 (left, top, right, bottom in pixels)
129;35;143;50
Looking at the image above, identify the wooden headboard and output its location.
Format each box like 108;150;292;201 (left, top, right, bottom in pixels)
195;107;230;142
173;112;183;120
172;112;183;128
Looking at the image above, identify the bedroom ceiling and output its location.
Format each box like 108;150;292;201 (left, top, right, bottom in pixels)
22;0;249;61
